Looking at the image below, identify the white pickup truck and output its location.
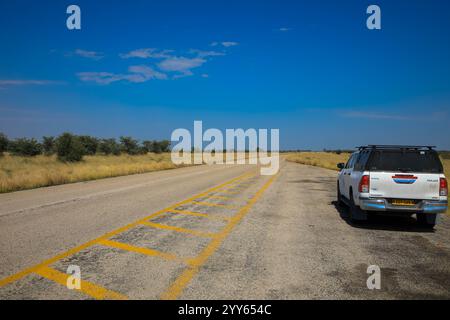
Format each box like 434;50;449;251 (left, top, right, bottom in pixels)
337;145;448;228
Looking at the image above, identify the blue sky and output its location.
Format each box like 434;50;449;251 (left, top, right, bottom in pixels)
1;0;449;150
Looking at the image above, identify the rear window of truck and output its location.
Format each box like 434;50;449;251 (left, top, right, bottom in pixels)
366;150;443;173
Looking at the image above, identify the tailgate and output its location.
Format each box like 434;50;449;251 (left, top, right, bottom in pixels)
369;172;441;200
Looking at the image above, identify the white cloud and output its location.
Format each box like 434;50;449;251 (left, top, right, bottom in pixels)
189;49;225;58
341;111;412;121
0;80;63;86
78;44;232;84
77;72;122;85
221;41;239;47
210;41;239;47
341;110;447;121
77;65;167;84
278;27;292;32
158;57;206;78
74;49;104;60
201;74;209;78
120;48;174;59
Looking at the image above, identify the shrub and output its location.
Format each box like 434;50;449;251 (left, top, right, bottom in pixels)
8;138;42;156
143;140;171;153
158;140;171;153
78;135;99;155
98;138;121;155
42;136;56;155
0;133;8;155
56;133;85;162
119;136;139;155
142;140;154;153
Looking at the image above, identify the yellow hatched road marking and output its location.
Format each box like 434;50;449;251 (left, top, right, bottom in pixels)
169;209;231;222
34;266;128;300
204;195;231;201
191;201;238;209
218;189;241;194
0;171;254;290
160;174;278;300
140;221;216;238
98;239;179;261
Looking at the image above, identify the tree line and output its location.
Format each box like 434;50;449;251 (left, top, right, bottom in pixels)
0;132;170;162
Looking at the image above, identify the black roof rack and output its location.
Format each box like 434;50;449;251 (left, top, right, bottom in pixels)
356;145;436;151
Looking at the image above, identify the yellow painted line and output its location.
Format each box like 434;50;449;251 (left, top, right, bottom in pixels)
160;174;278;300
169;209;231;222
34;266;127;300
219;189;241;195
204;195;231;201
140;221;216;238
98;239;180;262
191;201;238;209
0;171;254;289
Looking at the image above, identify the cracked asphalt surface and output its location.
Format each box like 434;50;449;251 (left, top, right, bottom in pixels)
0;160;449;299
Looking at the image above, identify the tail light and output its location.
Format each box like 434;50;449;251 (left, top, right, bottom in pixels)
440;178;448;196
359;175;370;193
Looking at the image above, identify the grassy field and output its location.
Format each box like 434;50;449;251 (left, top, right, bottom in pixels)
0;153;190;193
286;152;450;214
0;152;257;193
285;152;351;171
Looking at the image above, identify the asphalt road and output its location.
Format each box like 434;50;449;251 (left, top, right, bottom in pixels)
0;160;449;299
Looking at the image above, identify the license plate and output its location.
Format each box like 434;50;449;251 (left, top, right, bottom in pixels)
391;199;416;206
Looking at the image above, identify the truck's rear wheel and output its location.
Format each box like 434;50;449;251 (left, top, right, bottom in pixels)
349;191;368;223
417;213;436;229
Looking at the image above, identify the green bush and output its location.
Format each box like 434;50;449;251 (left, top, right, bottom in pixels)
0;133;8;155
158;140;171;152
142;140;154;153
78;135;99;155
56;133;85;162
98;138;121;155
142;140;171;153
8;138;42;156
120;136;140;155
42;136;56;155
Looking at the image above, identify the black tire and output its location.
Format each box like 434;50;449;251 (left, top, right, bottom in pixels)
417;213;436;229
349;192;357;222
337;182;344;206
349;191;368;223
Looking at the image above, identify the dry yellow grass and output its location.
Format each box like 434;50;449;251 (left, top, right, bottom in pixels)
0;153;190;193
286;152;450;214
285;152;351;171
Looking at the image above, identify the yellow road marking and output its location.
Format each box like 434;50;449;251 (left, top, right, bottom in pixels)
204;195;231;201
98;239;180;261
191;201;238;209
34;266;127;300
218;189;241;194
169;209;231;222
0;171;253;290
160;174;278;300
140;221;216;238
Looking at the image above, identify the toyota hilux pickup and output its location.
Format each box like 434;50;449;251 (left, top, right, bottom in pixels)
337;145;448;228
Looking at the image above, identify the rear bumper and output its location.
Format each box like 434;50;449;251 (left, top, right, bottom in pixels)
359;197;448;213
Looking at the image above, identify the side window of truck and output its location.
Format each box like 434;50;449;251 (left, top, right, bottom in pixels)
354;151;369;171
345;154;357;169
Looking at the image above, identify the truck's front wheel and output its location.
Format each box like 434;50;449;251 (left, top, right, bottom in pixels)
337;183;344;206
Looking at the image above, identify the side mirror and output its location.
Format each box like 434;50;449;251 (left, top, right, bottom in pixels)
337;163;345;170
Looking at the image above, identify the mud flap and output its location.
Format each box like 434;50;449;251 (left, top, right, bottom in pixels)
425;213;439;225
